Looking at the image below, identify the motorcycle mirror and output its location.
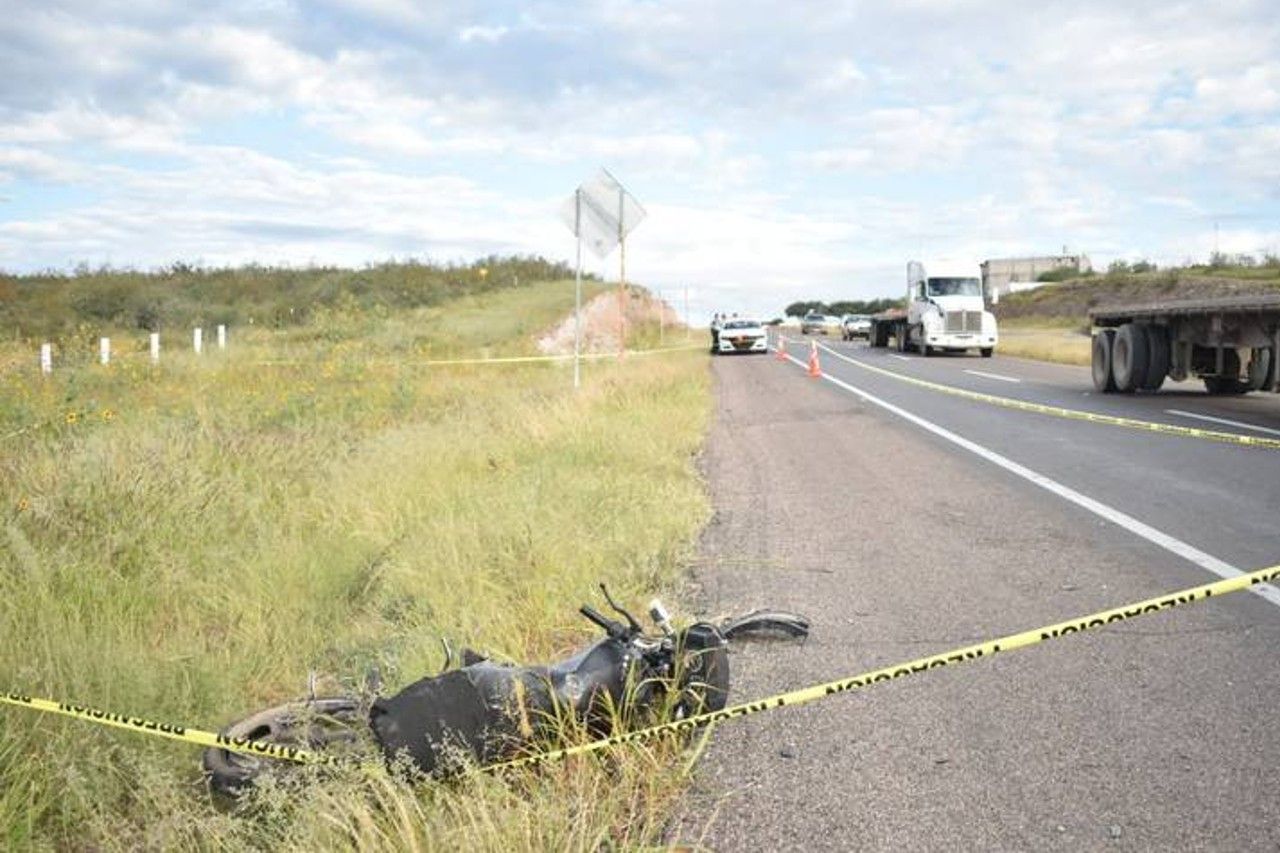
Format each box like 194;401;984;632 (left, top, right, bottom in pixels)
648;598;675;636
600;583;643;633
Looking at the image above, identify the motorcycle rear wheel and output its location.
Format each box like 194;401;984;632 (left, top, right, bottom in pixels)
202;696;366;798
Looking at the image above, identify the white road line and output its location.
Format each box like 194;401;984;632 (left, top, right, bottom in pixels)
889;354;911;362
1165;409;1280;438
963;368;1022;384
783;352;1280;609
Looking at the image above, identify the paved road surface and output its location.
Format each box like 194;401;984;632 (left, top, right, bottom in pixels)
675;341;1280;851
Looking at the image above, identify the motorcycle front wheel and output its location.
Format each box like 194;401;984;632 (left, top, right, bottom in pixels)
673;623;731;718
202;696;366;798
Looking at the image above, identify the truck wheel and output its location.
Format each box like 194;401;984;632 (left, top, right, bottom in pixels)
1203;349;1247;394
1140;324;1169;391
980;347;994;358
1204;376;1249;395
1091;329;1117;392
895;326;907;353
1111;323;1149;393
919;327;932;357
1246;347;1273;391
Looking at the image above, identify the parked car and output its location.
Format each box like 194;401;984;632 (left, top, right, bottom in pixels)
800;313;835;335
841;314;872;340
715;318;769;354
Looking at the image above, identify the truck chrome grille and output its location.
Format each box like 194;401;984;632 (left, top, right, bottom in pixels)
944;311;982;333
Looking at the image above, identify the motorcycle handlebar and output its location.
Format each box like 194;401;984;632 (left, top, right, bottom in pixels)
579;605;626;638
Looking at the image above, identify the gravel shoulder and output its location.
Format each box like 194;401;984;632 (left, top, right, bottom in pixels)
673;353;1280;851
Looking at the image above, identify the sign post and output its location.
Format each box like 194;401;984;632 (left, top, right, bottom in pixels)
560;169;646;387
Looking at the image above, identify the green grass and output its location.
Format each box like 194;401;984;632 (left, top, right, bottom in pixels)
995;265;1280;324
0;278;711;849
0;256;588;341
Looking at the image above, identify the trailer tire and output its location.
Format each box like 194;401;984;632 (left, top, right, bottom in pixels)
1140;324;1169;391
1204;376;1249;395
1203;349;1247;394
1111;323;1149;393
1246;347;1273;391
1091;329;1117;393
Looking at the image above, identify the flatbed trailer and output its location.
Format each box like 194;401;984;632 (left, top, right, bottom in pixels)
867;308;908;350
1089;294;1280;394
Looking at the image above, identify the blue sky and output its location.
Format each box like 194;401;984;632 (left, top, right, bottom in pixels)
1;0;1278;320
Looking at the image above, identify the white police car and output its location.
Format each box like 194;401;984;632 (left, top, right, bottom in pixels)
715;318;768;355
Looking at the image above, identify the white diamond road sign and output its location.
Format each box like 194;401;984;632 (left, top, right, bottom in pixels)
560;168;646;259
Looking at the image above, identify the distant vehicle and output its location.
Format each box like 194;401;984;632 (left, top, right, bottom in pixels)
841;314;871;341
715;318;769;355
800;313;836;335
1089;295;1280;395
868;260;998;357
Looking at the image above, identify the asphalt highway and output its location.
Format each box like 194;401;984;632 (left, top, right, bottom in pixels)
675;337;1280;851
806;337;1280;571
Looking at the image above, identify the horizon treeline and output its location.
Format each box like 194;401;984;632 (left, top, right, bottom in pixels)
0;255;591;339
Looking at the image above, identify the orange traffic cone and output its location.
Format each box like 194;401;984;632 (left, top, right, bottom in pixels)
775;333;788;361
807;340;821;378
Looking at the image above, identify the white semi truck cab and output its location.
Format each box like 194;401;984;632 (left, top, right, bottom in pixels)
905;259;998;357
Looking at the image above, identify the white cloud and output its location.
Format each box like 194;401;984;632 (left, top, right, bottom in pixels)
458;24;509;44
1193;63;1280;117
817;59;867;92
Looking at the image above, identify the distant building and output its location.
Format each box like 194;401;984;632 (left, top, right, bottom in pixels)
982;254;1092;301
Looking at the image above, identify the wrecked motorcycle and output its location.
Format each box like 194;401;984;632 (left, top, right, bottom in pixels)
203;588;807;796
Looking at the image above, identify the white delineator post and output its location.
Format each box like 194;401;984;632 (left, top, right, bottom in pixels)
193;328;203;355
40;343;52;375
217;324;226;350
99;337;110;365
150;333;160;364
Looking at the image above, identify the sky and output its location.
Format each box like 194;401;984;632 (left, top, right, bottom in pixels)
1;1;1279;321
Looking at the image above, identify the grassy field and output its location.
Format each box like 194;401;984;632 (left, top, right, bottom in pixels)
996;317;1091;366
0;277;713;849
994;264;1280;324
991;264;1280;367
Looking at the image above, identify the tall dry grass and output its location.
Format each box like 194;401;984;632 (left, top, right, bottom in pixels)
0;279;712;849
997;319;1092;366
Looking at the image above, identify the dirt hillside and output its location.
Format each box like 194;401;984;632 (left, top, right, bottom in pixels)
996;270;1280;321
537;287;681;354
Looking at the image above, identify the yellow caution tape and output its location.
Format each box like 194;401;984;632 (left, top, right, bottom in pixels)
809;340;1280;450
8;562;1278;774
253;343;707;367
0;693;338;766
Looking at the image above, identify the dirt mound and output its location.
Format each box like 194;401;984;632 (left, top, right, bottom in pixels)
537;288;681;355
